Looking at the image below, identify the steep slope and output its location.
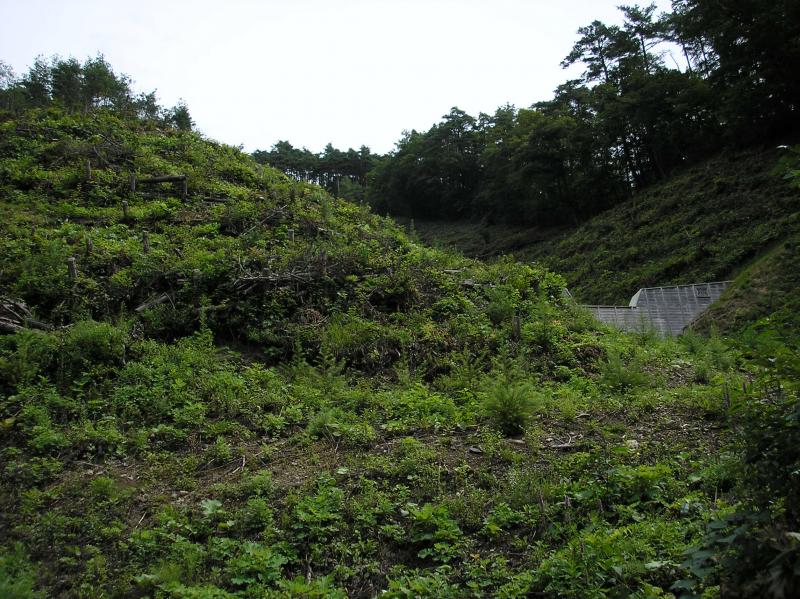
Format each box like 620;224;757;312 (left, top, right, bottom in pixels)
0;108;796;598
413;148;800;314
526;147;800;305
692;233;800;341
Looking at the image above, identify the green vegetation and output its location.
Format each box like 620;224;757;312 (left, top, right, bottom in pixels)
0;54;192;130
0;98;797;597
693;234;800;334
2;3;800;593
525;147;800;304
252;142;377;205
256;1;799;229
413;147;800;322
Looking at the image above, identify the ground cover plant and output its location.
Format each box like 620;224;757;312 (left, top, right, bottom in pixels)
0;106;798;598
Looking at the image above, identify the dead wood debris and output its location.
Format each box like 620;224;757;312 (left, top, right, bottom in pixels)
0;297;53;334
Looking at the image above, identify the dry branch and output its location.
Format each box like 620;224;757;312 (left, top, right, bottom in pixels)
135;293;171;313
0;298;53;333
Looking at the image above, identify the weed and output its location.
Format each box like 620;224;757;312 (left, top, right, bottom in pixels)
208;437;233;465
408;503;463;563
0;544;42;599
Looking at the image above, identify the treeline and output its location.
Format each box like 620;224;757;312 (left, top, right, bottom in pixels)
0;54;193;130
257;0;800;226
370;0;799;224
252;141;379;202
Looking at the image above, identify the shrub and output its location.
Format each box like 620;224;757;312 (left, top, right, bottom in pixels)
306;407;344;441
599;351;649;391
678;345;800;597
484;286;516;326
535;519;697;598
291;476;345;558
384;570;461;598
226;541;287;588
0;330;58;388
0;543;42;599
60;320;126;375
208;437;233;465
482;382;540;436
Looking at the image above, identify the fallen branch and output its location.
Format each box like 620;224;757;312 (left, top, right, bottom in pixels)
548;435;577;450
135;293;171;313
234;270;314;289
0;318;23;334
241;205;289;236
137;175;187;184
0;298;53;333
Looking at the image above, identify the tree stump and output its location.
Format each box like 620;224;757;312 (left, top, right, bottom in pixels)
67;257;77;280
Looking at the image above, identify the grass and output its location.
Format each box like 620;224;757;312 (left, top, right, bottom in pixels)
692;233;800;340
0;106;797;597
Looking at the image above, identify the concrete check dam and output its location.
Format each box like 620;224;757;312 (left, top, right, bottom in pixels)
582;282;731;337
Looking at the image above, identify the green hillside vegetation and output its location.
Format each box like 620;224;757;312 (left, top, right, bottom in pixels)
523;147;800;304
397;219;566;261
691;150;800;340
0;102;799;598
413;147;800;354
692;233;800;339
411;147;800;317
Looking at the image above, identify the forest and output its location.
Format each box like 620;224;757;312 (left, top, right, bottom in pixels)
0;0;798;598
254;0;799;225
0;54;194;132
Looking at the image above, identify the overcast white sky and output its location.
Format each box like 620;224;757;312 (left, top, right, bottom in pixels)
0;0;674;154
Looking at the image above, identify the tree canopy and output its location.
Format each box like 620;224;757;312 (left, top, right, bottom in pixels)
0;54;193;130
260;0;799;227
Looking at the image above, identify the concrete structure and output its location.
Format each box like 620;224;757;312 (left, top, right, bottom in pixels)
583;281;731;337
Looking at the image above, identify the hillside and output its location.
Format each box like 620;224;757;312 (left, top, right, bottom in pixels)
414;148;800;315
692;233;800;341
527;148;800;305
0;108;798;598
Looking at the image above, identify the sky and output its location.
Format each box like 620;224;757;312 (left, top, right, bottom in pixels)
0;0;675;154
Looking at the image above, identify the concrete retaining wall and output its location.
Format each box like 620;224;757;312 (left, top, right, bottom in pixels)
584;281;731;337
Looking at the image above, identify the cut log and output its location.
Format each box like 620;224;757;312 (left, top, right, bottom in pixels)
0;318;23;334
67;257;77;280
24;318;53;331
0;298;53;333
135;293;171;313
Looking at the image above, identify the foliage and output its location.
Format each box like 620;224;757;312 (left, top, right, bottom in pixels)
599;350;650;391
0;60;796;599
516;147;800;305
0;54;191;128
0;544;42;599
253;141;376;200
252;1;800;228
408;503;463;563
481;382;540;436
